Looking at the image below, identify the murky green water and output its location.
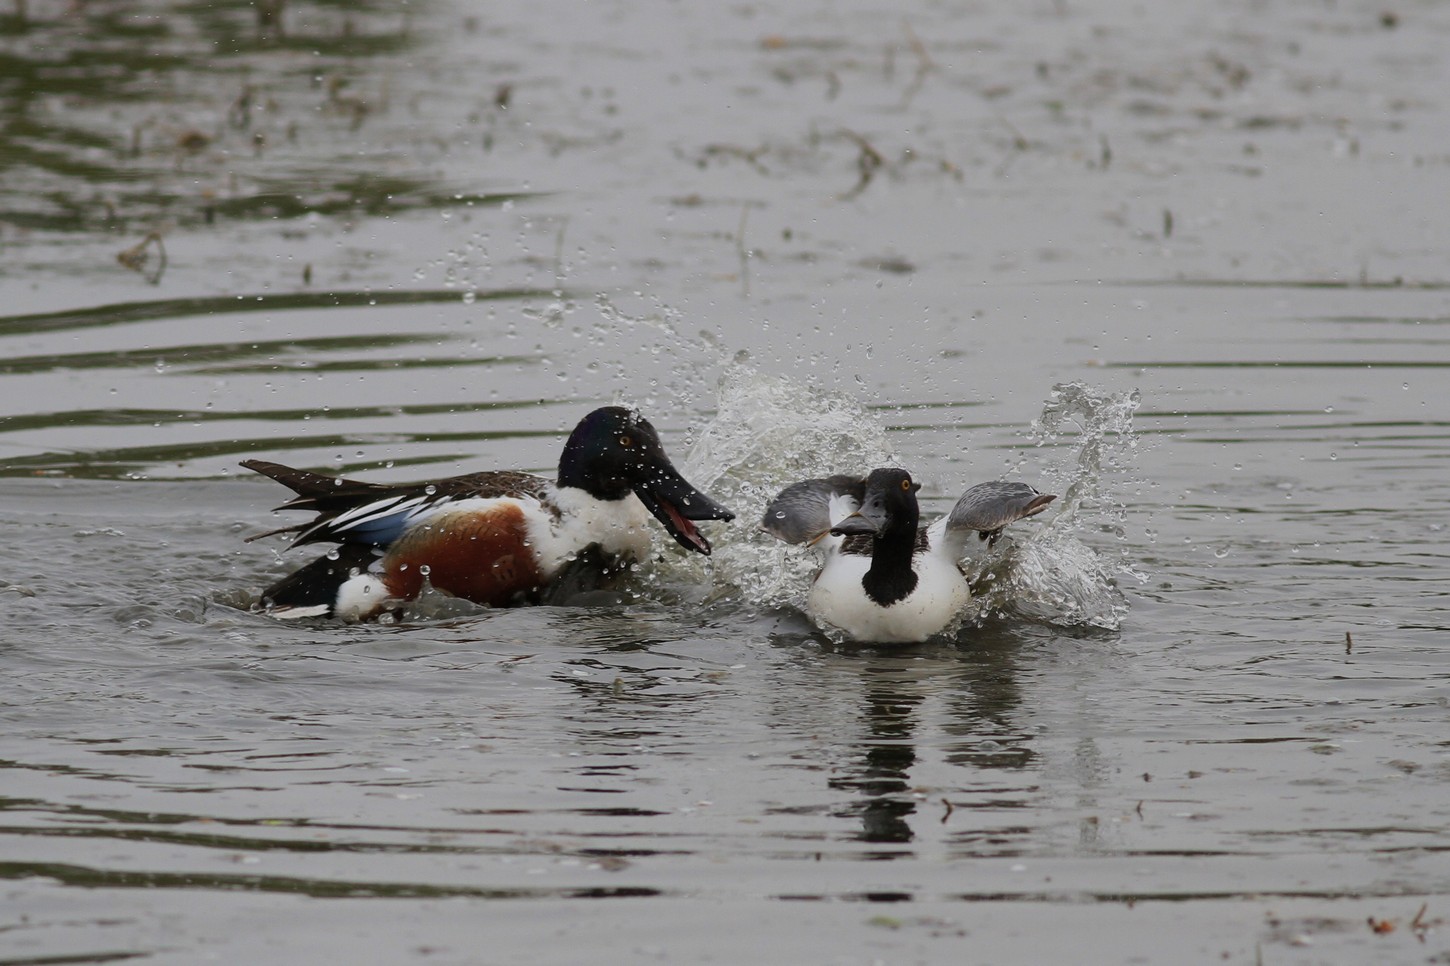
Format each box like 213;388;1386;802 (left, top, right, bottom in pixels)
3;1;1449;963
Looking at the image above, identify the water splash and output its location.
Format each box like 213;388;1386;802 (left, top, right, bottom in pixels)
1031;382;1142;534
968;382;1144;630
685;359;892;493
965;533;1131;630
676;360;893;609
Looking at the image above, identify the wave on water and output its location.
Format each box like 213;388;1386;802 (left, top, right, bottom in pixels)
676;366;1144;635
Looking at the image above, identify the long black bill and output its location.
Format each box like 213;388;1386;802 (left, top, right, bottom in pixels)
633;465;735;555
829;510;881;537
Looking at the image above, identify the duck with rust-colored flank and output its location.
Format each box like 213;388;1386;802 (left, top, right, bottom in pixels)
762;468;1055;643
242;407;734;620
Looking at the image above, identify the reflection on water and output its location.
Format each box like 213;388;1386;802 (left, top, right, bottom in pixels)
809;632;1044;851
831;664;924;849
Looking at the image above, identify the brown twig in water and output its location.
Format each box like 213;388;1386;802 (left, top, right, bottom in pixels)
228;85;255;130
116;232;167;286
991;114;1030;177
837;128;884;200
1345;631;1353;654
1410;902;1442;942
898;20;935;110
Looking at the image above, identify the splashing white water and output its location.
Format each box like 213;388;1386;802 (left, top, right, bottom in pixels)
685;360;893;493
675;361;894;608
966;382;1144;630
1031;381;1143;535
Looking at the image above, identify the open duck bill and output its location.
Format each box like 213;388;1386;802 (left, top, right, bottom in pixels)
633;468;735;555
830;508;885;538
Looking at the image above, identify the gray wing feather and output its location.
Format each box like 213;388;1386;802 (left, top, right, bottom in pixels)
946;481;1056;545
760;474;864;544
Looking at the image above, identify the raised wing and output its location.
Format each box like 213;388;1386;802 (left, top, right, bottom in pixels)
760;474;864;545
241;460;551;549
944;480;1056;547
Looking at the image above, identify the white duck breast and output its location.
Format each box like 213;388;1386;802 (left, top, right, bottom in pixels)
808;544;971;643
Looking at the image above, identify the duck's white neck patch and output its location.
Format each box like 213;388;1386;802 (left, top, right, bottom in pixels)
527;485;654;572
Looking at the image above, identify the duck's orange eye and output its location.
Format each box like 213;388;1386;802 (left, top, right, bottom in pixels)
618;435;633;448
900;478;912;491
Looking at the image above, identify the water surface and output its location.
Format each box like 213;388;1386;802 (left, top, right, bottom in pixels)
2;0;1449;963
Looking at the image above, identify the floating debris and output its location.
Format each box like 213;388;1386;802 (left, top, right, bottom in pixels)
115;232;167;286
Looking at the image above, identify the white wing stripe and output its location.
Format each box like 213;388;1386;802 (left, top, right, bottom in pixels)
330;494;432;532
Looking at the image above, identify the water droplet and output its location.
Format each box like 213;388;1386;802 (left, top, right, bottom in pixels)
419;564;431;576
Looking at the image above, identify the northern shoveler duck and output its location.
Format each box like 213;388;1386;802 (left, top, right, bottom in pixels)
762;468;1055;643
242;406;735;620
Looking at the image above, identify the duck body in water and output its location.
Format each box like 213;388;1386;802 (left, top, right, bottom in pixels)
762;468;1055;643
243;407;734;620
